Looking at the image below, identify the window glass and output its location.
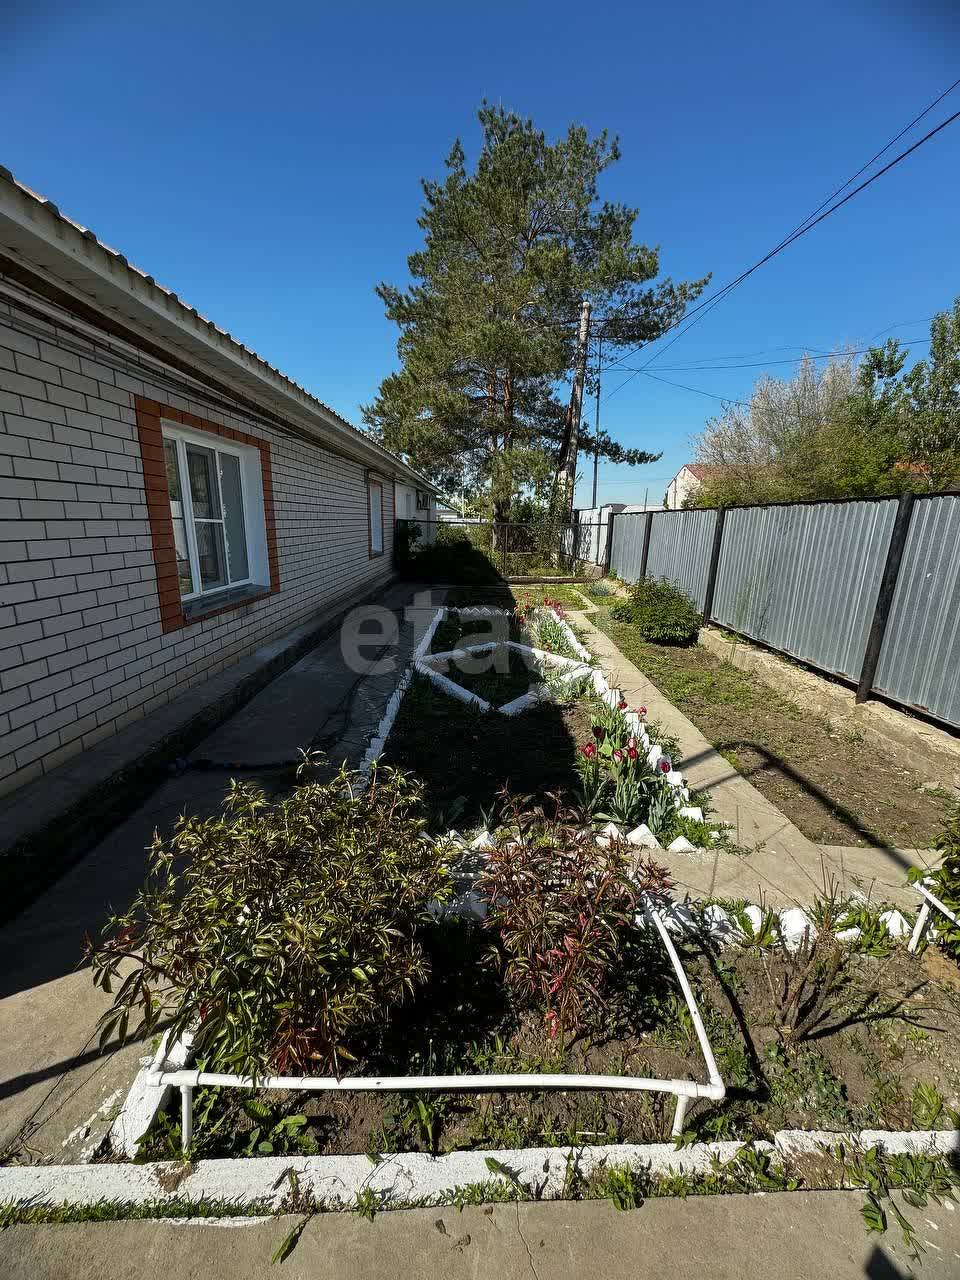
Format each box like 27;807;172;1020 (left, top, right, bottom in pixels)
370;481;384;554
164;439;194;596
196;521;228;591
187;445;221;519
219;453;249;582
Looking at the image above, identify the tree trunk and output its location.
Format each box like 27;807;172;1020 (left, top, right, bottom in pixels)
553;299;591;517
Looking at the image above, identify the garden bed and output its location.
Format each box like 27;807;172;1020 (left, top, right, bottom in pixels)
132;910;960;1163
591;608;952;848
5;594;958;1269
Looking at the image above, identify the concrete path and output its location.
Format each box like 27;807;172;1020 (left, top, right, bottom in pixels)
3;1191;957;1278
0;584;442;1164
575;613;934;911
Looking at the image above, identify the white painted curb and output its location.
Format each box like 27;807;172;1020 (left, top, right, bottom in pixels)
3;1130;957;1215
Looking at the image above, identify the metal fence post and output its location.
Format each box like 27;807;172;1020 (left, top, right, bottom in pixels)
603;510;618;575
702;507;728;623
639;510;654;580
856;491;916;704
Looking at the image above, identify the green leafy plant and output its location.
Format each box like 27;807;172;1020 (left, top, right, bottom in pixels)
241;1099;318;1157
837;1142;960;1264
354;1187;380;1221
88;764;453;1078
732;902;779;950
596;1163;645;1210
908;800;960;961
610;578;702;645
476;792;671;1045
575;699;677;833
910;1080;959;1130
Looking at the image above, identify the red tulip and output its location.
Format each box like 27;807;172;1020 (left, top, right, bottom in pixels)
612;749;624;763
617;697;628;710
659;756;672;774
592;724;606;742
580;742;597;759
626;746;638;761
638;705;648;716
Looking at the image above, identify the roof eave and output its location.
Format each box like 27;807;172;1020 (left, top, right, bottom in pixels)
0;171;437;492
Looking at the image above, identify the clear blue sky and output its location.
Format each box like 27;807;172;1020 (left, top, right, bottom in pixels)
3;1;958;506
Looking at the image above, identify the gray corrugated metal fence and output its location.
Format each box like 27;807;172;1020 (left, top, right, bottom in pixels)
711;500;896;683
607;493;960;729
872;495;960;727
646;508;718;611
609;511;646;581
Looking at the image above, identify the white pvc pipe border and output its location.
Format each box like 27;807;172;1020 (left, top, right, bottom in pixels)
154;894;724;1155
138;603;720;1154
908;882;960;953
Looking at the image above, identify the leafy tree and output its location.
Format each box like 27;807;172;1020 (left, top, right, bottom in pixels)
363;103;708;522
689;298;960;506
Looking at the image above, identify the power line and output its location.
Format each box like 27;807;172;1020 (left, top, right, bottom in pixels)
634;336;928;374
635;320;935;372
603;84;960;400
638;370;749;406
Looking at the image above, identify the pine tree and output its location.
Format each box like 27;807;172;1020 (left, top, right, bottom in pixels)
363;103;708;520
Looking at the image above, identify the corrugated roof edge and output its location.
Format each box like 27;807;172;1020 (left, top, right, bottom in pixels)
0;164;438;492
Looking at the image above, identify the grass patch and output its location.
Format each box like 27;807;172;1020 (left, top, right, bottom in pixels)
592;608;951;849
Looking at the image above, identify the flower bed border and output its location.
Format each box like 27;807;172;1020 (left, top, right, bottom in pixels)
112;604;728;1157
2;1129;958;1218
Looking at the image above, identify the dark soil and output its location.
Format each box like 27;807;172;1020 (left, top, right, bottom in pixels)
382;676;594;826
593;610;952;848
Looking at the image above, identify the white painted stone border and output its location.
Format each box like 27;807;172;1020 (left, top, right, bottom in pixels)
3;1130;958;1215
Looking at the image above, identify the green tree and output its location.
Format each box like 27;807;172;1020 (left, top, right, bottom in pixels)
689;298;960;506
363;103;708;524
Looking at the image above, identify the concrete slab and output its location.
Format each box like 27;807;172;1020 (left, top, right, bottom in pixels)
574;613;926;910
2;1191;958;1279
0;584;444;1163
193;582;425;768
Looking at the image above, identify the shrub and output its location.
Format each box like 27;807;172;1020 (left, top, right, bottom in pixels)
398;533;501;584
909;801;960;962
610;578;701;645
476;793;670;1044
88;764;453;1077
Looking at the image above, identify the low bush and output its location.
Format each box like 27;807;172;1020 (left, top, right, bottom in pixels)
610;577;702;645
88;764;453;1078
909;801;960;962
398;534;502;584
476;793;670;1045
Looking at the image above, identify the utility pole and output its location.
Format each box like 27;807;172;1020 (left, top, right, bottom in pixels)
561;298;592;517
591;332;601;509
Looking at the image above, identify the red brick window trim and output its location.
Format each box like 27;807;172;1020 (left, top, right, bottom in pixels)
135;398;280;633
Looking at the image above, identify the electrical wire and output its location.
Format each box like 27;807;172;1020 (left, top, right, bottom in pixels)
638;371;749;407
624;336;928;374
602;87;960;399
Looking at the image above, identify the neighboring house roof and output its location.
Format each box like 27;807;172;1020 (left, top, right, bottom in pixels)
0;166;438;492
681;464;726;481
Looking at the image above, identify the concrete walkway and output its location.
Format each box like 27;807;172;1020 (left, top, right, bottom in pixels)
575;613;934;911
0;583;440;1164
3;1191;958;1278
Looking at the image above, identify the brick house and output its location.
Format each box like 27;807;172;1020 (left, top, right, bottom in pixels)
0;168;437;802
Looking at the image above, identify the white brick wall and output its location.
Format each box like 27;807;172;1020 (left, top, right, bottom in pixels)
0;288;398;797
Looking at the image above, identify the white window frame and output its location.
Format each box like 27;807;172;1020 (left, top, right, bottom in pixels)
161;421;269;603
368;477;384;557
